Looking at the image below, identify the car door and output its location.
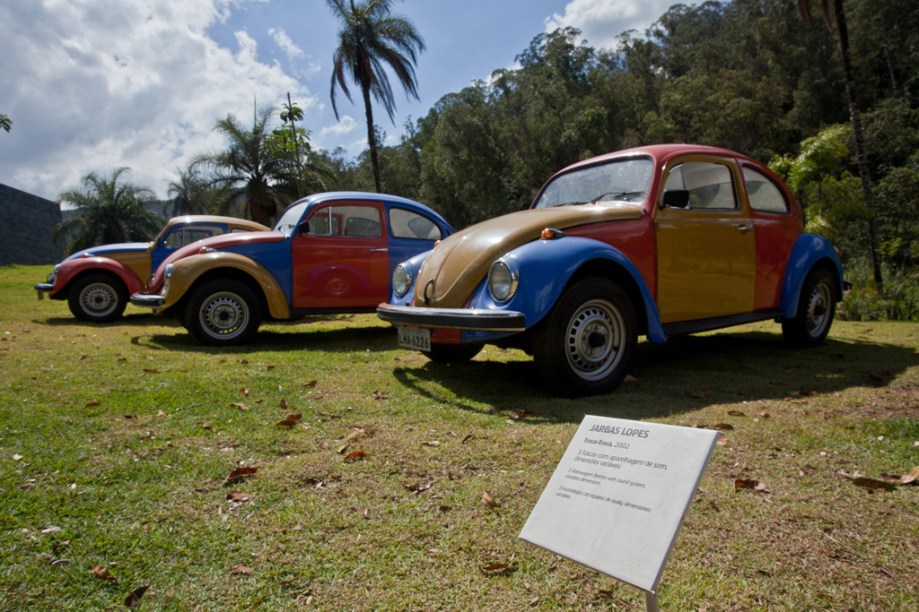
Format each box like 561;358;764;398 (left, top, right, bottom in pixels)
290;201;389;310
654;158;756;323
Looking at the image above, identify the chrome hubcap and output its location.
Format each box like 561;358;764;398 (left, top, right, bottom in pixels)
200;292;249;339
565;299;624;381
80;283;118;317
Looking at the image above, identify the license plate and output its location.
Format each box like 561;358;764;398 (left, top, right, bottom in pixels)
397;326;431;351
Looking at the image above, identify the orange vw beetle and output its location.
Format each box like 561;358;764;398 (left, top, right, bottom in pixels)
378;144;846;396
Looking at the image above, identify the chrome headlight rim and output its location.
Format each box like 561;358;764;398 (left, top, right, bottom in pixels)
392;264;412;298
162;264;174;294
487;259;519;303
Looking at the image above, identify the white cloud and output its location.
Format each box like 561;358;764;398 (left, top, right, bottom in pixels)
545;0;683;50
269;27;304;61
0;0;315;201
319;115;358;139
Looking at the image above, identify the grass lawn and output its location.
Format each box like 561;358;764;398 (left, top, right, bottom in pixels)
1;264;916;609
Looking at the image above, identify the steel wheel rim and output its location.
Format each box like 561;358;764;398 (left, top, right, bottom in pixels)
200;292;249;339
564;298;625;382
80;282;118;317
806;281;832;338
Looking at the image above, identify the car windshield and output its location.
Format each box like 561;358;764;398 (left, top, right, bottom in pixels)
533;157;654;209
274;202;309;236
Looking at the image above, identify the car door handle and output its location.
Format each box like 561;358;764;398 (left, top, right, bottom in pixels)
735;224;754;233
369;247;389;252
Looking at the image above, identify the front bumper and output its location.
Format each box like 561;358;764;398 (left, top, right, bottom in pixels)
130;293;166;308
34;282;53;292
376;303;526;332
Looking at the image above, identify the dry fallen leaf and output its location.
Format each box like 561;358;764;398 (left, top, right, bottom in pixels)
713;423;735;431
344;449;367;462
224;466;258;485
404;481;433;494
727;410;746;417
92;565;117;581
124;585;149;607
142;368;159;374
481;562;510;574
850;476;897;493
482;491;500;508
509;408;529;420
371;389;387;400
279;399;289;409
231;402;250;412
734;478;768;493
304;380;318;388
277;413;303;427
229;564;253;575
896;466;919;485
226;492;252;502
239;387;249;397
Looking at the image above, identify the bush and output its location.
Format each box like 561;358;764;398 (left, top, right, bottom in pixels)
837;259;919;321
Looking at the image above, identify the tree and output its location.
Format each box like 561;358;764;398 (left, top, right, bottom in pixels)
167;164;229;217
327;0;425;192
194;105;292;226
798;0;884;291
52;168;162;254
280;93;305;197
0;113;11;133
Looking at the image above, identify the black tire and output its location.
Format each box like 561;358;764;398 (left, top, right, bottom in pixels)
185;279;261;346
67;273;128;322
782;268;836;348
534;278;637;397
427;343;483;364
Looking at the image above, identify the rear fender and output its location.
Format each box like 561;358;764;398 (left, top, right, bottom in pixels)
54;257;145;297
780;234;844;318
164;252;290;319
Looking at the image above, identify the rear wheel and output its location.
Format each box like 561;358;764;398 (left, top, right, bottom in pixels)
185;279;261;346
534;278;637;397
782;268;836;347
67;273;128;322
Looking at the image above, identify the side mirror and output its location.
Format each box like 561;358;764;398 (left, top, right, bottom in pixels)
662;190;690;209
298;222;310;235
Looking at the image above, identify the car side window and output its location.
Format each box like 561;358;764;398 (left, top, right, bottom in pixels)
664;162;737;210
163;226;221;248
743;166;789;213
308;205;382;238
389;207;443;240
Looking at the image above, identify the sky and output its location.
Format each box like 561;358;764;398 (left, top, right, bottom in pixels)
0;0;693;202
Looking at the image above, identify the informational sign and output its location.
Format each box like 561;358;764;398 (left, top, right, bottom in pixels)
519;416;720;594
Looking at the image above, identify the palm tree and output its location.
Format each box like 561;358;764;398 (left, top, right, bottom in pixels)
327;0;425;192
281;93;305;197
195;105;292;226
166;165;219;216
52;168;163;254
798;0;883;291
0;113;11;133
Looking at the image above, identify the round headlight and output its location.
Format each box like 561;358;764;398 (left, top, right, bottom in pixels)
488;260;518;303
392;264;412;298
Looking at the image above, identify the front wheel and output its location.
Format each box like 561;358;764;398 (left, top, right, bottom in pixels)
782;268;836;348
185;279;261;346
534;278;637;397
67;273;128;322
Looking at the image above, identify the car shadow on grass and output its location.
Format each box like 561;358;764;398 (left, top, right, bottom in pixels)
390;330;917;423
132;316;397;353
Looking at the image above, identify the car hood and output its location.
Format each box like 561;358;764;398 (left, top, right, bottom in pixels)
414;204;642;307
64;242;151;261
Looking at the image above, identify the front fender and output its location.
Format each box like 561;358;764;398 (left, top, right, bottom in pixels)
54;257;145;297
468;236;666;342
163;252;290;319
780;234;844;318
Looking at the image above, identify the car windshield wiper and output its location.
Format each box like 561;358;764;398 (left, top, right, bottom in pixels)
590;190;645;203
